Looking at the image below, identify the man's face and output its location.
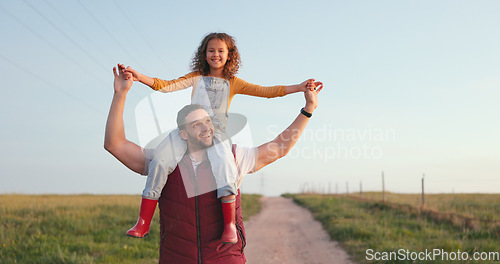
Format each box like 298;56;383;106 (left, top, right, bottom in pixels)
180;109;214;150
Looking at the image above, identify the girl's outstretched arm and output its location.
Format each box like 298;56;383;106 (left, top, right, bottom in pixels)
119;63;197;93
229;77;323;105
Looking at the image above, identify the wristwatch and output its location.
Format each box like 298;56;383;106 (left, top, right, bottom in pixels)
300;107;312;118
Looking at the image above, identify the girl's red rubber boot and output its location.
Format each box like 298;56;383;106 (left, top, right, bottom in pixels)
221;199;238;244
126;198;157;238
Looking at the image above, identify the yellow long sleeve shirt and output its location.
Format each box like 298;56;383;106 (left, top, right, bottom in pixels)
151;72;287;108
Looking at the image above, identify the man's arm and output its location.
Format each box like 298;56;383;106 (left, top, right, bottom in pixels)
254;83;323;171
104;65;146;174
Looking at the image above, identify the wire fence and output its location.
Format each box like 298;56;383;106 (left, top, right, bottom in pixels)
299;173;500;226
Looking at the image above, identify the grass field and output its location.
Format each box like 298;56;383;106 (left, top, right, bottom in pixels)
0;194;262;264
286;193;499;264
359;192;500;222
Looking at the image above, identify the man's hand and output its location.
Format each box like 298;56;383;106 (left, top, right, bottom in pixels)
303;81;323;113
301;79;324;92
118;63;140;82
113;65;133;94
285;79;323;94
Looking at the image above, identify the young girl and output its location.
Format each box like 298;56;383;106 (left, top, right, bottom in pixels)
120;32;321;243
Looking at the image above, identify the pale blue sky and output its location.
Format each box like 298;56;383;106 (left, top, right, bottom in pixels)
1;0;499;196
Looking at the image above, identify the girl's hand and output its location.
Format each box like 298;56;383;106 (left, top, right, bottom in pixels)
306;79;323;91
118;64;140;82
113;65;133;94
299;79;312;92
301;79;324;91
286;79;323;94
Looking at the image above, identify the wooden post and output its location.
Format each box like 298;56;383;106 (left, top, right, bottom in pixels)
382;171;386;203
359;181;363;198
421;173;425;208
346;181;349;196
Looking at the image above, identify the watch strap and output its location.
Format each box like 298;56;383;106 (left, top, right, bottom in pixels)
300;107;312;118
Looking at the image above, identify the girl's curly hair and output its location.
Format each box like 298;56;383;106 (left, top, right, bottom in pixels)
191;33;241;79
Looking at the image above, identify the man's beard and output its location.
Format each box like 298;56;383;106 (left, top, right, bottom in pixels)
188;132;213;150
193;139;213;149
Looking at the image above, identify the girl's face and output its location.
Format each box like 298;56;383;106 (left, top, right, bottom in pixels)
205;38;229;72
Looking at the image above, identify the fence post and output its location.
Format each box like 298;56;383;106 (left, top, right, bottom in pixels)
421;173;425;208
382;171;386;203
360;181;363;198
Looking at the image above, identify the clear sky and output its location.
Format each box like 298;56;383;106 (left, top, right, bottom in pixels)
1;0;499;196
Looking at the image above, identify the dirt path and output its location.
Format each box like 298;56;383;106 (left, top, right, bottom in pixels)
244;196;355;264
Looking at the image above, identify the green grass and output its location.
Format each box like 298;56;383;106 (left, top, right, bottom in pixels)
240;194;262;221
285;194;499;264
0;194;262;264
359;192;500;222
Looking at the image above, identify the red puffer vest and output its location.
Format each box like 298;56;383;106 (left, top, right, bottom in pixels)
158;148;247;264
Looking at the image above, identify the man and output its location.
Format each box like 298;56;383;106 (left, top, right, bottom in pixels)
104;65;323;263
